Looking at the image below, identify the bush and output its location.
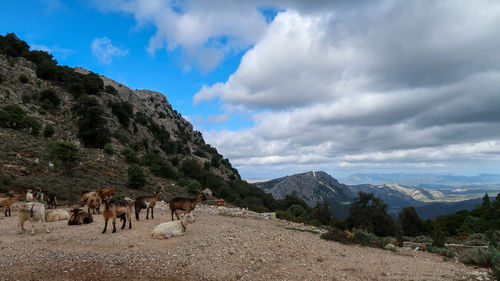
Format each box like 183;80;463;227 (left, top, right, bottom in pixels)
426;245;457;258
150;162;176;179
21;93;31;104
287;204;311;221
177;178;202;195
49;141;79;173
108;100;133;127
19;74;29;83
39;88;60;110
43;124;55;137
321;228;390;249
352;228;390;249
105;85;118;96
121;147;138;163
321;227;356;245
127;164;146;189
0;73;5;84
276;210;308;224
0;105;40;135
103;143;114;155
432;224;446;248
460;247;500;267
72;95;110;148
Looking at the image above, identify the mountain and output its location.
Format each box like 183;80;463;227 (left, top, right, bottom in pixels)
255;170;490;220
254;171;354;218
414;198;483;219
342;173;500;187
0;34;265;207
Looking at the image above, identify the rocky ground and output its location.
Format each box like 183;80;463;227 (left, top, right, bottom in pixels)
0;202;492;281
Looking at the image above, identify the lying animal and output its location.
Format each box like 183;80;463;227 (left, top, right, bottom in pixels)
68;207;93;225
45;209;70;222
151;213;195;239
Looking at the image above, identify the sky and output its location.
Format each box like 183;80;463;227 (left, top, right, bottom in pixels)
2;0;500;180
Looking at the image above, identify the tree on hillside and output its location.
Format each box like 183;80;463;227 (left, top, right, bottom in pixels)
346;192;396;237
49;141;79;173
483;193;491;207
399;206;424;237
311;200;332;226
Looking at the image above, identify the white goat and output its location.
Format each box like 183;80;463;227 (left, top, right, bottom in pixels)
45;209;70;222
151;213;195;239
18;202;50;235
25;189;34;202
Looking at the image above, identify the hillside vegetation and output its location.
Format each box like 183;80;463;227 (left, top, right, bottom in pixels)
0;33;296;214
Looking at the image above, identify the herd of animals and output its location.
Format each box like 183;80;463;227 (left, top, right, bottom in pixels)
0;185;207;239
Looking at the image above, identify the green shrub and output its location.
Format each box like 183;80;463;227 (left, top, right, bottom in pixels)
432;225;446;248
460;247;500;267
103;143;114;155
463;233;489;246
0;73;5;84
37;107;46;115
0;33;30;57
39;88;60;110
177;178;202;195
287;204;311;221
72;95;110;148
19;74;29;83
150;162;176;179
49;141;79;173
127;164;146;189
105;85;118;96
121;147;138;163
21;93;31;104
108;100;133;127
23;116;41;136
0;104;25;128
426;245;457;258
43;124;55;137
321;227;356;245
276;210;308;224
352;228;390;249
0;105;40;135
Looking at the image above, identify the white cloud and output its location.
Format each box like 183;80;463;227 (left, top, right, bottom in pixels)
95;0;270;71
91;37;129;64
195;1;500;178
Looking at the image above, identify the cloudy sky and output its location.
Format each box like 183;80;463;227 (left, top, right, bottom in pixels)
2;0;500;179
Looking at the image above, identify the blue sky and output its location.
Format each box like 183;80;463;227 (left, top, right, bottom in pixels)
2;0;500;180
0;0;252;130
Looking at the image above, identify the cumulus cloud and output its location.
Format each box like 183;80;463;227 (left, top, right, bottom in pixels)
91;37;129;64
195;0;500;177
94;0;270;71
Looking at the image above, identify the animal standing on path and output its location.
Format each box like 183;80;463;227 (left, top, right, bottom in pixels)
134;191;162;220
169;193;206;221
102;198;132;234
0;194;21;217
18;202;50;235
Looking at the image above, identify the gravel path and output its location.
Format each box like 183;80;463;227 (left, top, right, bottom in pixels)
0;203;490;281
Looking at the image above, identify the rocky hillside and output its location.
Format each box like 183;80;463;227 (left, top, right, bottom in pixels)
254;171;354;218
0;33;276;207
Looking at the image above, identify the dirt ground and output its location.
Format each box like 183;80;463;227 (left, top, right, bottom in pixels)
0;203;491;281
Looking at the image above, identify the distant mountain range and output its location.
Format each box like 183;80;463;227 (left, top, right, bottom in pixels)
252;171;499;220
342;173;500;187
254;171;354;219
